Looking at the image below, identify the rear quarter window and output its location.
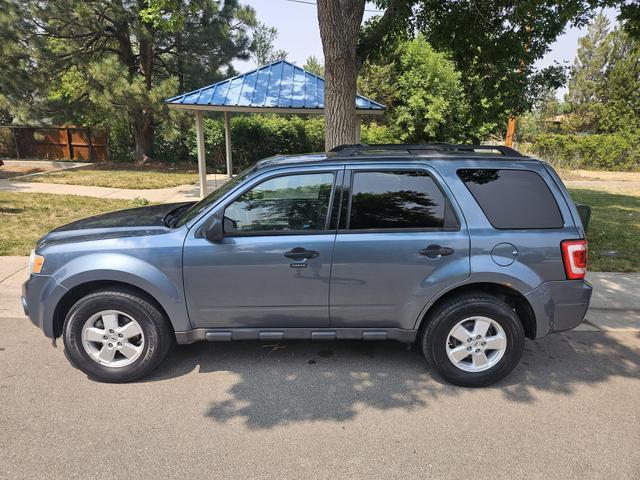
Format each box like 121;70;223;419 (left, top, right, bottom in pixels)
457;168;563;229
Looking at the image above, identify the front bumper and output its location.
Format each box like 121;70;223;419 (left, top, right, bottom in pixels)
22;274;68;338
525;279;593;337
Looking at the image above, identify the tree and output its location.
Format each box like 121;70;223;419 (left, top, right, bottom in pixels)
316;0;366;150
317;0;627;150
251;22;288;66
0;0;256;163
358;36;469;142
565;14;640;133
598;26;640;132
566;13;612;132
303;55;325;77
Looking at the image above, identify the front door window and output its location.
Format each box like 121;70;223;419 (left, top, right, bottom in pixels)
224;172;335;234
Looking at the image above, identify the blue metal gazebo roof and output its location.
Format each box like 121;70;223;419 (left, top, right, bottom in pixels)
165;60;385;114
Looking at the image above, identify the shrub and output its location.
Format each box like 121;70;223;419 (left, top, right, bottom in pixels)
525;132;640;171
184;114;326;172
361;122;396;144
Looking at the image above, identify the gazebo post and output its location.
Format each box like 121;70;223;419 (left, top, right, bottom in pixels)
224;111;233;178
354;114;361;143
194;110;207;198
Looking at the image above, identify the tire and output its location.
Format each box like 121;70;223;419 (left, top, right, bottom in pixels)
62;289;173;383
421;292;525;387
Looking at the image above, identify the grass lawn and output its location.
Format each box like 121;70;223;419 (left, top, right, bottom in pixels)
0;192;149;256
19;162;199;189
569;189;640;272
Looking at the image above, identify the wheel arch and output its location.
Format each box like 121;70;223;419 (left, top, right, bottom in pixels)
52;280;175;338
416;282;537;340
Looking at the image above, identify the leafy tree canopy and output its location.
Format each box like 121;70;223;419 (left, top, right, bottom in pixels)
251;21;288;66
566;13;640;133
358;0;637;137
0;0;256;161
359;36;473;142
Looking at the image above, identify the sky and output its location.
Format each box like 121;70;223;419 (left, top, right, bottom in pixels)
233;0;620;99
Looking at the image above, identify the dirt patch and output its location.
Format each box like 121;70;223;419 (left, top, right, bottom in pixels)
0;165;49;179
559;169;640;182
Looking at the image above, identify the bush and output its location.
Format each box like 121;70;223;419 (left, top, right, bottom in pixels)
183;114;325;172
361;122;396;144
525;132;640;171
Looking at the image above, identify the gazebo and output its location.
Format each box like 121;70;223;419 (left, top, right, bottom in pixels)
164;60;385;197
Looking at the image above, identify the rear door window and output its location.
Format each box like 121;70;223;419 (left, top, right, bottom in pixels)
457;168;563;229
347;170;449;230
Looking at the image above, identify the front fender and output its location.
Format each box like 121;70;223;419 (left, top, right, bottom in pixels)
52;253;191;332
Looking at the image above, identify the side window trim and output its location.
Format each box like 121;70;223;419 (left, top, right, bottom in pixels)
221;169;339;237
340;166;460;234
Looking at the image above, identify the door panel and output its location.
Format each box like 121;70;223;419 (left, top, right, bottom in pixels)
330;231;470;329
183;234;334;328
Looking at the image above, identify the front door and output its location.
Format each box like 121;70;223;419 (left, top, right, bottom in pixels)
329;166;470;330
183;169;338;328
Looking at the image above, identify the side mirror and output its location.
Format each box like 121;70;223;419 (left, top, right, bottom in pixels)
200;212;224;243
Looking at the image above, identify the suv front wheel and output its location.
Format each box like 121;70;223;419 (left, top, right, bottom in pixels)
63;289;173;383
421;293;525;387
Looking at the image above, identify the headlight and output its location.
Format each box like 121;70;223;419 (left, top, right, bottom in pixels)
29;249;45;274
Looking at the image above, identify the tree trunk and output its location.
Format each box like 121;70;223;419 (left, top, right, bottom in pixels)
131;110;154;164
317;0;365;151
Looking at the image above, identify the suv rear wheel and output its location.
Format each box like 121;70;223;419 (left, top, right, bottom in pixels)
421;293;525;387
62;289;172;383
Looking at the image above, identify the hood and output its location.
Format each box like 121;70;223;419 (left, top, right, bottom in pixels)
38;202;195;249
53;202;194;231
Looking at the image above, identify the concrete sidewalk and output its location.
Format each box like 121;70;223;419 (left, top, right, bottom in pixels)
0;173;229;202
1;255;637;330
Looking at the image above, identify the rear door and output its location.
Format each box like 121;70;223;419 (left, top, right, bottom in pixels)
329;164;470;330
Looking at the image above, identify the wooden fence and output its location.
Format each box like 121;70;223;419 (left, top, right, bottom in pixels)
0;126;110;161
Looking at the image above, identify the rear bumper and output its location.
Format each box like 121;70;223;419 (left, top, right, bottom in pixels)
525;280;593;338
22;274;68;338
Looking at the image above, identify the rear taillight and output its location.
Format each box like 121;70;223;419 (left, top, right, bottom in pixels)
561;239;588;280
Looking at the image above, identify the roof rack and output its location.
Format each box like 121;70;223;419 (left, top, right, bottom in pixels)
329;143;525;158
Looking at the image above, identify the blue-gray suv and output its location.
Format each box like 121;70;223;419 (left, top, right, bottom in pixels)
22;144;591;387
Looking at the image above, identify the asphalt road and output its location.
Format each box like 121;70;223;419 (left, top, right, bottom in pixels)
1;315;639;480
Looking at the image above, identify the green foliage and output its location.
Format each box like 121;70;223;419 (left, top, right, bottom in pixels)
251;22;287;66
361;122;396;144
303;56;325;77
361;1;618;137
526;132;640;171
565;14;640;134
0;0;257;162
185;115;325;172
359;36;470;142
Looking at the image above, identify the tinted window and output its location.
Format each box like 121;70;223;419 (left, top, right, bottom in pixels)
224;173;334;233
458;169;563;229
349;171;446;230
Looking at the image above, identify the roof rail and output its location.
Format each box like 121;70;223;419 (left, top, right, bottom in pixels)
329;143;525;158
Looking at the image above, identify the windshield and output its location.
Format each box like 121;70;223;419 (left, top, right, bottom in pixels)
174;167;256;227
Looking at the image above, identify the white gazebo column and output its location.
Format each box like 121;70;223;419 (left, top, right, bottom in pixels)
224;111;233;178
194;110;207;198
354;114;361;143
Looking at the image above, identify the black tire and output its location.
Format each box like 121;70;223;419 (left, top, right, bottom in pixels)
62;289;173;383
421;292;525;387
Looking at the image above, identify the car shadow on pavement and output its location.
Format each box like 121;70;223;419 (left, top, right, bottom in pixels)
145;331;640;430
